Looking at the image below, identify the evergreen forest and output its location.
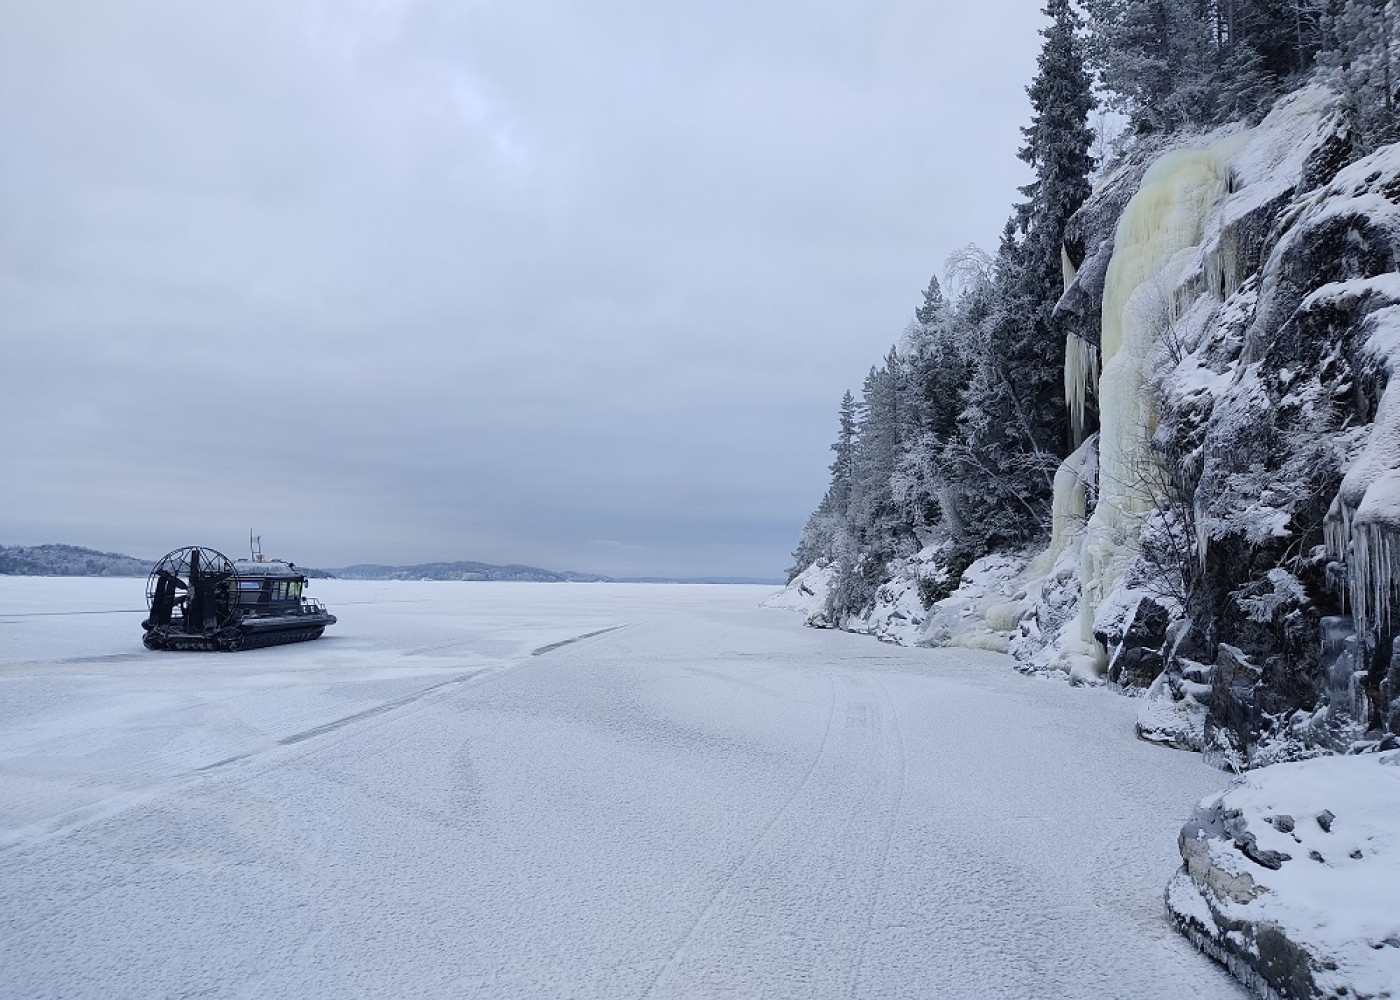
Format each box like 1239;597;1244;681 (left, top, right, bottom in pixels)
790;0;1400;626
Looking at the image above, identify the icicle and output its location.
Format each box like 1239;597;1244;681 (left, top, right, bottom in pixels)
1061;245;1077;292
1324;304;1400;634
1324;496;1352;607
1203;226;1241;301
1326;487;1400;634
1064;334;1100;449
1340;519;1400;634
1191;495;1206;568
1050;454;1088;552
1319;616;1365;722
1030;434;1097;579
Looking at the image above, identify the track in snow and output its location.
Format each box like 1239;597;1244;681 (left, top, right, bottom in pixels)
0;579;1245;999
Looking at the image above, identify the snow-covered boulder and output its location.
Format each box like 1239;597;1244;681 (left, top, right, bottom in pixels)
1168;750;1400;999
817;545;952;644
1136;655;1211;752
853;570;931;645
762;559;835;626
918;551;1031;654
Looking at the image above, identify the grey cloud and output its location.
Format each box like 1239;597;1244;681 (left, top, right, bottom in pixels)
1;0;1042;577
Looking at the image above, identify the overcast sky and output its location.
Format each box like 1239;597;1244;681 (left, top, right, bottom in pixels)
1;0;1045;579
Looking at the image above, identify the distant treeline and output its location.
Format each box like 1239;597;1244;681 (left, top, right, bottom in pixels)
0;544;779;585
0;544;153;578
328;562;605;582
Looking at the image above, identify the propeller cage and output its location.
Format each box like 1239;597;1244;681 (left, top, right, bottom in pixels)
144;546;239;633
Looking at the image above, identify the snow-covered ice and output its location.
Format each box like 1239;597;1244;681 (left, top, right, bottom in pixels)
0;578;1245;998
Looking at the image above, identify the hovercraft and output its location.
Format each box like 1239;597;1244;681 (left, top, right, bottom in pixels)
142;544;336;651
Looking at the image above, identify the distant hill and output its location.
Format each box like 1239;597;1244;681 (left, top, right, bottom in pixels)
0;544;153;577
323;561;609;582
321;565;783;584
0;544;779;585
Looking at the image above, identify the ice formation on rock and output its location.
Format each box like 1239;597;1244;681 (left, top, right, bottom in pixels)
1071;148;1232;676
1064;334;1099;448
1318;615;1366;724
1032;433;1097;579
1319;275;1400;631
1015;89;1349;685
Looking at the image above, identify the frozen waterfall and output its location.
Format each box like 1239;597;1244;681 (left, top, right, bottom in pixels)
1067;148;1231;676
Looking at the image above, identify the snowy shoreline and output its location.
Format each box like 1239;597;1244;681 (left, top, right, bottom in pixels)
776;84;1400;1000
765;566;1400;999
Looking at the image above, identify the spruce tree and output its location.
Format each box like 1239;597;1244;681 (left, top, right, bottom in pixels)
833;359;912;618
1084;0;1326;132
914;274;946;327
788;391;860;581
829;389;859;518
1019;0;1096;446
944;1;1096;556
905;275;968;444
944;222;1062;555
1322;0;1400;152
894;274;973;542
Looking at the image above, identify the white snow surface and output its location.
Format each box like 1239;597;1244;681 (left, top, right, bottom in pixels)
0;578;1246;999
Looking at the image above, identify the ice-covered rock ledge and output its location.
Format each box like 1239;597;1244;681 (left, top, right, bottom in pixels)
1167;750;1400;999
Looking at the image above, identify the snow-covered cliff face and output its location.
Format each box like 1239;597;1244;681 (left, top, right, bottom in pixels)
770;84;1400;766
1020;86;1400;763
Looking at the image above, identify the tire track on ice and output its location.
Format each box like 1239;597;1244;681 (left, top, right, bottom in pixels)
638;669;911;997
0;625;629;857
849;674;907;999
640;672;840;1000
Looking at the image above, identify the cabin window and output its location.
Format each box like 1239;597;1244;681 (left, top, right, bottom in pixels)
289;581;303;599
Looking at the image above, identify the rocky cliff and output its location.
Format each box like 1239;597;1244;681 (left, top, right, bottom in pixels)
772;84;1400;997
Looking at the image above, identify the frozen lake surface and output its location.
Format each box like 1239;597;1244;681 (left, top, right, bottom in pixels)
0;579;1244;998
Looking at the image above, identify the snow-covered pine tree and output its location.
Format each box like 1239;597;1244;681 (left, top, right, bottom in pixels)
1019;0;1095;434
788;496;835;583
788;390;862;581
942;1;1094;556
1223;0;1330;78
1322;0;1400;152
848;352;908;547
904;276;968;446
1082;0;1212;133
893;275;973;542
942;222;1062;556
914;273;945;327
829;389;859;520
1085;0;1326;133
831;357;915;618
